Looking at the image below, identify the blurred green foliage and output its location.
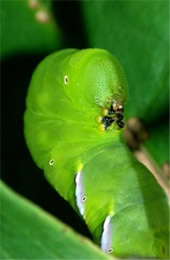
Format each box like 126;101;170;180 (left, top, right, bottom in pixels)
81;0;169;123
1;0;62;59
0;181;113;259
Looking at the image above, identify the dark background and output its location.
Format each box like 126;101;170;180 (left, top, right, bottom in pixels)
1;1;92;240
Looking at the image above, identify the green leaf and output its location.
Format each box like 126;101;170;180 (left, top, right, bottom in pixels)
144;122;169;166
0;181;114;259
81;0;169;123
1;0;62;60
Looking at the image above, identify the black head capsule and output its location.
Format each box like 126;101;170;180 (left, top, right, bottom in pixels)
115;112;124;120
108;110;115;115
105;119;115;129
108;104;115;115
101;116;113;124
116;120;124;128
101;116;115;129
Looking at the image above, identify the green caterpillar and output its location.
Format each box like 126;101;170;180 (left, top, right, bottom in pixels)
24;49;169;258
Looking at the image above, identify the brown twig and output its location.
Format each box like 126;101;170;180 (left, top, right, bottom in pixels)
124;117;170;200
134;146;169;199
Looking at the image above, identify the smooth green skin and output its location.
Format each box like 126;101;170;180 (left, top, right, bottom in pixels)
24;49;169;258
0;181;113;259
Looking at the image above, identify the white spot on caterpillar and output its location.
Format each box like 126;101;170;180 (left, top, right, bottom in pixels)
101;215;113;254
75;171;86;216
49;159;55;166
64;75;68;85
107;248;113;254
82;195;87;203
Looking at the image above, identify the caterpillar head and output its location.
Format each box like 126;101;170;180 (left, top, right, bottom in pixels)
61;49;128;111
